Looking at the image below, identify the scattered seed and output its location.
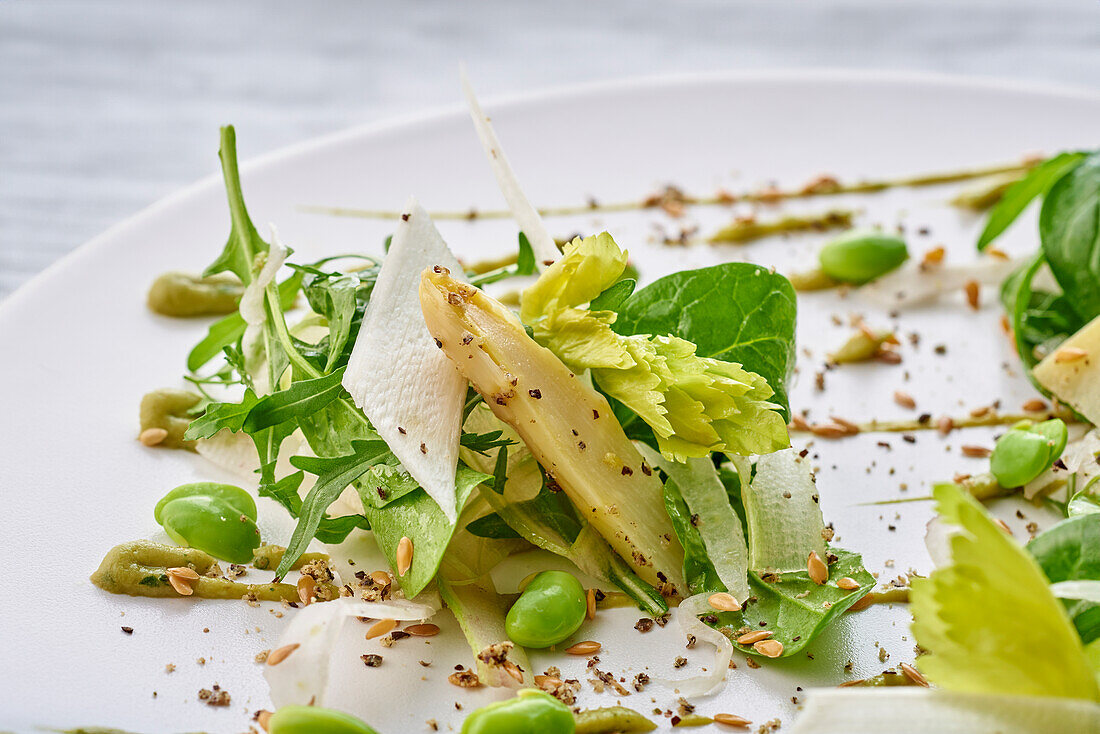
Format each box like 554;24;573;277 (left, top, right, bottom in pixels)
370;570;391;587
790;414;811;432
830;416;861;434
836;577;860;590
708;592;742;612
168;566;200;580
586;588;597;621
996;519;1013;536
1055;346;1088;363
139;427;169;447
256;710;273;732
736;630;773;645
961;445;992;458
893;391;916;409
810;422;850;439
1022;399;1048;412
361;653;383;668
297;575;316;605
876;349;903;364
534;674;562;688
753;639;784;658
503;660;525;685
899;662;930;687
396;536;414;576
366;618;398;640
713;712;752;728
807;551;828;585
265;643;300;666
404;623;441;637
848;594;874;612
565;641;601;655
964;280;980;310
936;416;954;435
166;568;195;596
921;246;945;266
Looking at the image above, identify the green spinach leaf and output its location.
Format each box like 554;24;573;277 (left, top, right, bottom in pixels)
1028;514;1100;644
1001;255;1084;375
1041;152;1100;322
977;153;1085;251
613;263;797;418
516;232;537;275
590;277;636;312
465;512;523;540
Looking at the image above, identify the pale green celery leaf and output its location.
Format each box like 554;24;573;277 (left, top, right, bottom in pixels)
735;449;827;574
439;491;529;586
438;577;533;687
638;444;750;602
789;689;1100;734
519;232;789;461
910;483;1099;700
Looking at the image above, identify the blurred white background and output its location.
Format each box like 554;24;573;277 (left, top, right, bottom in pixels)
2;0;1099;298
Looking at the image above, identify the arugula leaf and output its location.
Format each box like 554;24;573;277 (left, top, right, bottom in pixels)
1028;514;1100;645
274;439;392;579
465;512;523;540
516;231;537;275
261;471;370;545
242;368;347;433
203;126;270;283
614;262;797;420
459;429;512;456
187;274;302;372
183;389;261;440
977;153;1086;251
911;483;1099;700
1041;152;1100;322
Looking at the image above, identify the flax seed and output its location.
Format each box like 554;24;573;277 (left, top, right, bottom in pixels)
961;445;992;458
503;660;525;685
810;422;849;439
708;592;742;612
370;570;391;587
790;414;811;432
265;643;300;666
565;641;601;655
713;713;752;728
736;630;772;645
830;416;861;434
296;575;315;605
996;519;1013;535
366;618;397;640
404;623;440;637
848;594;873;611
836;577;860;590
1055;347;1088;363
964;280;980;309
808;551;828;585
166;567;198;596
753;639;784;658
1022;399;1048;412
396;536;413;576
893;391;916;409
900;662;930;687
168;566;199;580
586;588;597;621
876;349;903;364
139;427;169;446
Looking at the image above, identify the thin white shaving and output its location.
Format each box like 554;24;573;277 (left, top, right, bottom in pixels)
1050;580;1100;602
460;69;559;269
265;596;439;707
654;593;733;697
857;257;1021;309
788;688;1100;734
240;226;289;392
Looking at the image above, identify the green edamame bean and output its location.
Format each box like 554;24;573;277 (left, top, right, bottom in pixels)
505;570;587;648
268;704;378;734
462;689;575;734
989;419;1067;488
154;483;260;563
818;230;909;284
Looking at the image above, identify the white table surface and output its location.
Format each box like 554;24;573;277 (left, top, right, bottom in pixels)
2;0;1100;299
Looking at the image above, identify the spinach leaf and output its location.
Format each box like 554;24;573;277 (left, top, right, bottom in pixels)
274;438;393;579
516;232;537;275
187;274;302;372
613;263;797;418
1069;478;1100;517
1001;255;1084;374
1028;514;1100;644
1041;152;1100;322
242;368;347;433
663;477;723;596
977;153;1086;251
590;277;636;312
262;471;370;545
465;512;523;540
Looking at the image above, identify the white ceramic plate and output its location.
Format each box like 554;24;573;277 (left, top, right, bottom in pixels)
3;71;1099;733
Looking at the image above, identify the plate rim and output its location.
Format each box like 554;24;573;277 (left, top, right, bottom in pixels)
4;67;1098;319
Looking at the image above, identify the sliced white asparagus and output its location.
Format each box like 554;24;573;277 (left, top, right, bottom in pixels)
789;688;1100;734
730;450;827;574
342;198;467;522
419;268;685;592
857;257;1021;309
638;444;751;602
460;69;559;269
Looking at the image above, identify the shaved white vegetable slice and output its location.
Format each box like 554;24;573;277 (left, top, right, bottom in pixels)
1051;580;1100;602
857;257;1020;309
265;596;440;707
654;593;733;697
638;444;750;602
438;578;531;688
460;70;559;268
343;198;467;522
788;688;1100;734
732;449;827;574
923;516;956;569
240;226;289;391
